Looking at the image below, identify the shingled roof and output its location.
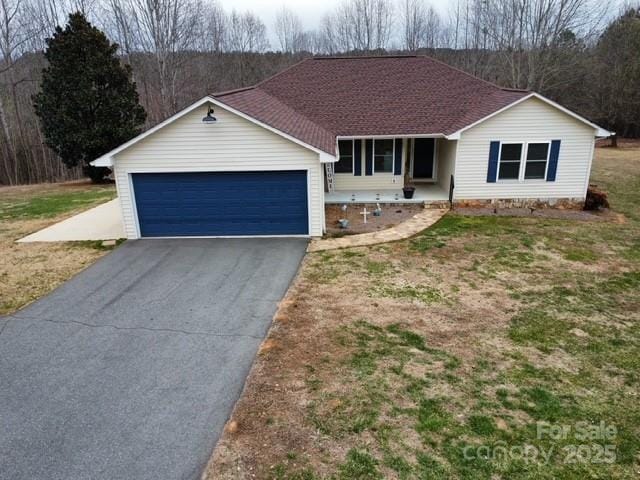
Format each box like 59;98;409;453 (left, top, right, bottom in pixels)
213;55;529;155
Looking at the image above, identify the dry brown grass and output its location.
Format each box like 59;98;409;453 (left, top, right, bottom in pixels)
0;181;117;315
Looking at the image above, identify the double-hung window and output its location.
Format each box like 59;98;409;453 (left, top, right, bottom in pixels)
524;142;550;180
498;143;523;180
335;139;354;174
498;142;551;181
373;139;394;173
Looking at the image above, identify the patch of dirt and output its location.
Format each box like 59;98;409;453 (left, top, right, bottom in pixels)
453;206;620;222
325;203;424;235
570;328;589;338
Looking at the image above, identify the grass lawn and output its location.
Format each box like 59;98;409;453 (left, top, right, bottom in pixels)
207;144;640;479
0;181;118;315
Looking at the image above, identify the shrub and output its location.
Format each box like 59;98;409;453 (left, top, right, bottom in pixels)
584;185;610;210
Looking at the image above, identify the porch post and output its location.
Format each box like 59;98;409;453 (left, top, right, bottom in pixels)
403;138;411;187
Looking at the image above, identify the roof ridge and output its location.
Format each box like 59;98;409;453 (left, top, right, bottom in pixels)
254;56;314;88
417;54;516;93
313;54;418;60
212;85;255;97
501;87;530;93
216;55;521;99
212;57;314;97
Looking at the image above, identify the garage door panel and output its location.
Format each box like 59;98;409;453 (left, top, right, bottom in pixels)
132;171;309;236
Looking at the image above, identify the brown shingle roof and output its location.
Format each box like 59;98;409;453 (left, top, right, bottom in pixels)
214;56;528;155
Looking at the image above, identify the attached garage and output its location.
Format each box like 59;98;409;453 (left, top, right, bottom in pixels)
92;97;330;239
132;171;309;237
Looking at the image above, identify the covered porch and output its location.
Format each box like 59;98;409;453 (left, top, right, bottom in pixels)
324;184;449;204
325;137;456;205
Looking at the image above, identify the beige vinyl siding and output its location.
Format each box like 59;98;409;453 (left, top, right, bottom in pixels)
334;173;401;190
454;97;595;200
333;138;406;191
436;139;456;193
113;104;324;238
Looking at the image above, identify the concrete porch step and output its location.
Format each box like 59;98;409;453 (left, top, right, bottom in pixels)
424;201;451;209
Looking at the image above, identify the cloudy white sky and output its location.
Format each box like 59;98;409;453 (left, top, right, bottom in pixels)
223;0;452;46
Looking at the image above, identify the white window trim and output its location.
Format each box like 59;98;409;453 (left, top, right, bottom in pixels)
372;138;395;174
523;141;551;181
497;141;551;183
335;139;355;175
497;142;523;182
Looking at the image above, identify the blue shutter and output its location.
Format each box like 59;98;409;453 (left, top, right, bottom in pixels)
365;139;373;176
394;138;403;175
487;141;500;183
354;140;362;176
547;140;561;181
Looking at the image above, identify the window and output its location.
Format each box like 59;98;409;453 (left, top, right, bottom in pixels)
335;140;353;173
374;139;394;173
524;142;549;180
498;143;523;180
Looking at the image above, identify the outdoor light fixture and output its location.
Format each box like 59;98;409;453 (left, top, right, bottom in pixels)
202;107;217;124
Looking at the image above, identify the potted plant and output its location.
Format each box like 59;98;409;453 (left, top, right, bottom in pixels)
403;184;415;199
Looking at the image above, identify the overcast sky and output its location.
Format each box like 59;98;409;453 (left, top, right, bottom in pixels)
224;0;452;47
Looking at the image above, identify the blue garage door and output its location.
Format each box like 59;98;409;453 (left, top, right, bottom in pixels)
132;171;308;236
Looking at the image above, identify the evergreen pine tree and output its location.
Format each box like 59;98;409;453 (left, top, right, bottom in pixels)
34;12;146;182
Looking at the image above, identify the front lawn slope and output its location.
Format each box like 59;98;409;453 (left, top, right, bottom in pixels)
207;145;640;480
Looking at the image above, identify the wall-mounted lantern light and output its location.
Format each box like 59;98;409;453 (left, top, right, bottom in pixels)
202;107;217;124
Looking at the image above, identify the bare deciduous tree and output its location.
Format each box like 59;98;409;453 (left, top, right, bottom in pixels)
275;6;304;53
226;9;269;85
322;0;394;52
27;0;99;50
458;0;608;90
227;9;269;53
111;0;204;119
193;0;226;53
0;0;34;183
591;6;640;137
402;0;442;50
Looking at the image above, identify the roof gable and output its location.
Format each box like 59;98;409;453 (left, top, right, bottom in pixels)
447;92;611;138
92;96;334;166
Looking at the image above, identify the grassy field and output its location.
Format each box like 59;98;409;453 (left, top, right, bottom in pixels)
0;181;117;315
208;144;640;480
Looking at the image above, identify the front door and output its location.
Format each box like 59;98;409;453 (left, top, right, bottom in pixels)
412;138;435;179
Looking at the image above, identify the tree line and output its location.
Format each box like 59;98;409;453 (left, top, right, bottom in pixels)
1;0;639;185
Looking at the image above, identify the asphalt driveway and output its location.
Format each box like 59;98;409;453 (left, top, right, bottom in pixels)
0;238;307;480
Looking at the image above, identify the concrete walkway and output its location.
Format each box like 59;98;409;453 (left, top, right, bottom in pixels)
308;207;448;252
18;198;125;242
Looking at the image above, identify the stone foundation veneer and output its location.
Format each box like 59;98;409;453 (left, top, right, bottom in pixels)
453;197;584;210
